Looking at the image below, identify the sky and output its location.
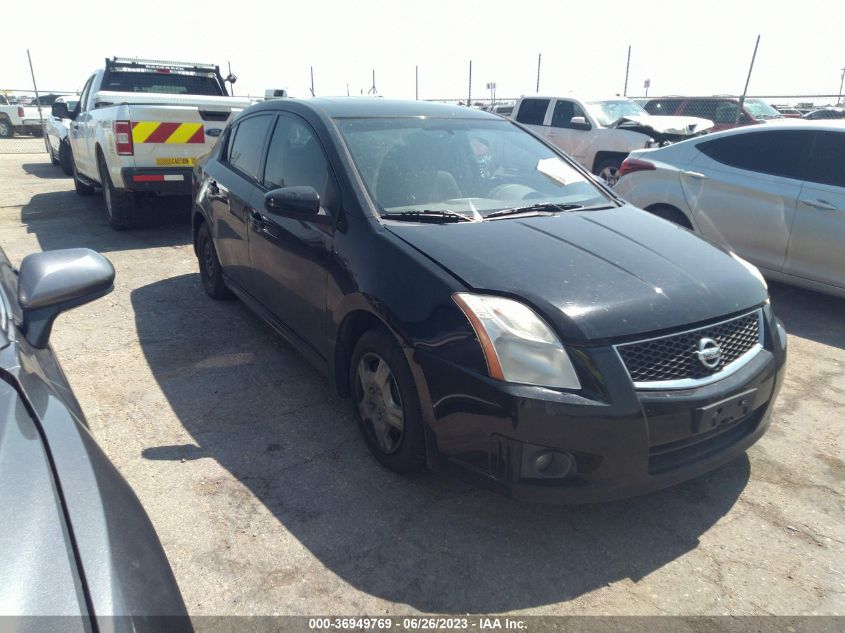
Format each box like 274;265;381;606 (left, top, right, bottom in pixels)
3;0;843;103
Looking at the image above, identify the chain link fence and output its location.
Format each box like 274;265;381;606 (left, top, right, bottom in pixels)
0;89;78;154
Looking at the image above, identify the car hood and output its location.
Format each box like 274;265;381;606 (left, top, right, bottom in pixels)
610;115;714;136
385;206;768;341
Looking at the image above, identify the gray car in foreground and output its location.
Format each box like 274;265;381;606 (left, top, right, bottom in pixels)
0;247;191;632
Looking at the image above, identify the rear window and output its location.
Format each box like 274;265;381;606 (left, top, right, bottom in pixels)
644;99;681;115
101;70;224;96
515;99;550;125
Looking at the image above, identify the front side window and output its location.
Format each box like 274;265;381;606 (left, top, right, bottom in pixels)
515;99;550;125
335;117;610;219
226;114;273;180
804;131;845;188
697;130;813;180
263;115;339;213
550;101;589;129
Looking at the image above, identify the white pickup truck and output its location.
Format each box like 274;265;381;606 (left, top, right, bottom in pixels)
511;95;713;186
55;57;252;228
0;95;48;138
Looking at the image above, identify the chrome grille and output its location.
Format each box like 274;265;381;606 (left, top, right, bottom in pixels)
616;310;763;388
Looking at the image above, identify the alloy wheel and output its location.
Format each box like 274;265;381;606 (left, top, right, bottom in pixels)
599;166;621;187
355;352;405;454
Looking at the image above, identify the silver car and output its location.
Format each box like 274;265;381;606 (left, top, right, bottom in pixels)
614;121;845;298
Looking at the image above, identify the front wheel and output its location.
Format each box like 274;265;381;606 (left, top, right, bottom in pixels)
58;141;73;176
595;158;623;187
48;142;60;166
350;328;426;474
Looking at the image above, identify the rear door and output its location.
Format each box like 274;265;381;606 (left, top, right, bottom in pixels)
248;112;338;358
209;113;274;294
682;129;813;272
514;98;552;138
784;130;845;290
68;74;96;176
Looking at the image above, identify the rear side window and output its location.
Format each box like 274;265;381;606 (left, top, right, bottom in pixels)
697;130;813;180
804;131;845;188
263;115;339;213
644;99;681;115
515;99;550;125
226;114;273;180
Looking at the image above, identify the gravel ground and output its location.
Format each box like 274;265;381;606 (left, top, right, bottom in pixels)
0;153;842;616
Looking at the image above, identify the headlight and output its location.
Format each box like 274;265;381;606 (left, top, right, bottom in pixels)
730;252;767;289
453;293;581;389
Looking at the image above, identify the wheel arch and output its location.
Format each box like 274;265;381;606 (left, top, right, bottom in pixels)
592;150;630;174
644;203;694;230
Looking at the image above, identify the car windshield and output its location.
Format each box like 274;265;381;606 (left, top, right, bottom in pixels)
586;100;647;126
335;117;610;220
744;99;783;119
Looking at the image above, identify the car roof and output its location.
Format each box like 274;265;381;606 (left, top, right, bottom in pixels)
247;97;500;120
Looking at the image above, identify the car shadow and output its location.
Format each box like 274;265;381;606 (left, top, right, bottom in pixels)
22;162;67;179
768;282;845;350
20;190;191;253
133;273;752;613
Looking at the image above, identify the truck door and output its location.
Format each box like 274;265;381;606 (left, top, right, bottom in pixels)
68;74;96;178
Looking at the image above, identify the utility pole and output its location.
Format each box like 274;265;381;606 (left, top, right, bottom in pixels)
310;66;315;97
536;53;541;93
736;35;761;125
415;65;419;100
838;67;845;105
623;45;631;96
26;49;46;150
367;70;376;95
468;60;472;106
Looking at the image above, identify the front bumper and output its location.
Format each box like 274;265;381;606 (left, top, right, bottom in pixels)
416;314;787;504
120;167;192;195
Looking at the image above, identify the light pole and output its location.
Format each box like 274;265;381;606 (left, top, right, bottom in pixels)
838;67;845;106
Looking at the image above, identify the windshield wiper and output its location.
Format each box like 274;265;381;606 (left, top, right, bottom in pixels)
484;202;603;220
380;209;478;223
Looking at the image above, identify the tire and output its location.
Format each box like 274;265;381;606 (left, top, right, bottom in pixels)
349;327;427;474
0;119;12;139
645;204;693;230
99;157;136;230
595;158;623;187
72;153;95;195
59;141;73;176
48;143;60;166
196;222;234;300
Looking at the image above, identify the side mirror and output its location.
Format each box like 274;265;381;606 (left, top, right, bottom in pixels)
569;116;591;130
52;102;70;120
17;249;115;348
264;186;320;217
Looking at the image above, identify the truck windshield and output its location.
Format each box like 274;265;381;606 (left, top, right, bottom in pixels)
336;117;611;220
102;71;224;96
587;100;648;126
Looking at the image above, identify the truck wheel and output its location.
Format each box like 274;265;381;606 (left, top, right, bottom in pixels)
99;158;136;230
595;158;623;187
59;141;73;176
0;119;12;139
72;154;95;196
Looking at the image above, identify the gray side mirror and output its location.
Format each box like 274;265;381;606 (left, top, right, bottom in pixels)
18;249;115;348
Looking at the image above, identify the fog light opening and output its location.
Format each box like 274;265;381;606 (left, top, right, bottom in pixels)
533;451;575;478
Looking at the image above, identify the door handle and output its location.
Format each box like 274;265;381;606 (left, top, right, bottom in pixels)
800;198;837;211
683;170;707;179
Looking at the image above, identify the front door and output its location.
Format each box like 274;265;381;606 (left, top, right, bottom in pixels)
785;131;845;291
248;113;337;360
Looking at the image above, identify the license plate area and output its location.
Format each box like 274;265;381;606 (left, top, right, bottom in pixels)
694;389;757;434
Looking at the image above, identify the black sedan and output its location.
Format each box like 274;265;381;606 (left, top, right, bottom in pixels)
192;98;787;503
0;247;191;630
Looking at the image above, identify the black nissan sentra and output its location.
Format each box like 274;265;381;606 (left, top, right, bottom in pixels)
192;98;787;503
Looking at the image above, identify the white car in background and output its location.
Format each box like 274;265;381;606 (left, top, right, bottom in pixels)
46;96;78;175
511;95;713;185
614;121;845;298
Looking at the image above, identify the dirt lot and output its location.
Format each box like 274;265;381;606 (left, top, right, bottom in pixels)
0;152;843;616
